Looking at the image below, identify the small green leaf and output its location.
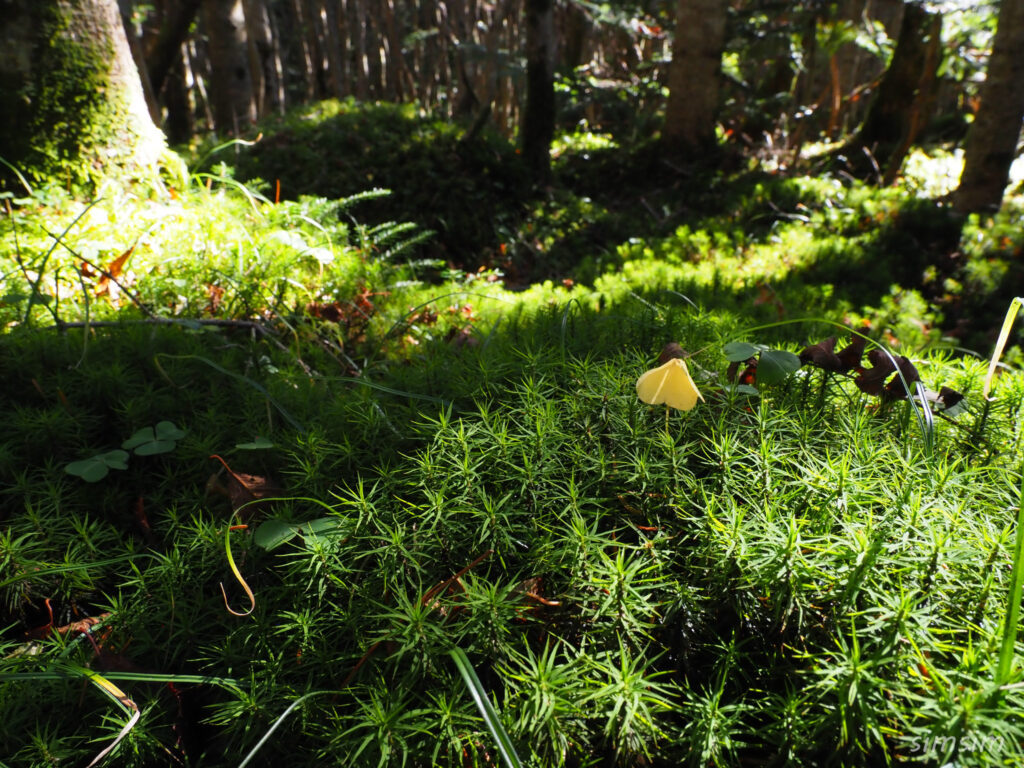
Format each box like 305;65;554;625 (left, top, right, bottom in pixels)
943;399;967;419
300;517;345;546
154;421;186;441
723;383;760;397
122;427;155;450
253;519;300;551
236;436;275;450
122;422;185;455
757;349;802;385
134;439;177;456
302;517;342;535
66;450;130;482
66;460;110;483
723;341;764;362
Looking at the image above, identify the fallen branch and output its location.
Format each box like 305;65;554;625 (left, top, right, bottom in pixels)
48;317;278;336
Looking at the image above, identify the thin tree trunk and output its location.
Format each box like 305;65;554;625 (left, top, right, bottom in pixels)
522;0;555;182
289;0;317;99
350;0;370;97
954;0;1024;212
163;48;194;143
301;0;329;96
243;0;266;114
882;7;942;185
322;0;348;98
186;37;217;131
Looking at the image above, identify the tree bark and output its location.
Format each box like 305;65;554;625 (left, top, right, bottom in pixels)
322;0;348;98
842;1;942;183
0;0;167;189
201;0;256;134
662;0;727;158
953;0;1024;213
522;0;555;183
118;0;162;123
163;50;195;143
145;0;203;98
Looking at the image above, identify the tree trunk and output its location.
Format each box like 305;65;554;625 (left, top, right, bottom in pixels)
145;0;203;98
662;0;727;158
841;1;942;183
242;0;285;116
522;0;555;183
201;0;256;134
163;50;195;143
953;0;1024;213
322;0;348;98
118;0;162;123
0;0;167;189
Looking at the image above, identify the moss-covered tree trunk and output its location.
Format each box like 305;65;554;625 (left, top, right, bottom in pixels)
0;0;167;189
953;0;1024;213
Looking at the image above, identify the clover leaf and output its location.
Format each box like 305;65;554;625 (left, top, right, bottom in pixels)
65;450;130;482
755;349;802;385
122;421;186;456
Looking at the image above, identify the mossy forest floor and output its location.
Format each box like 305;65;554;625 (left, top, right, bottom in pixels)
2;102;1024;767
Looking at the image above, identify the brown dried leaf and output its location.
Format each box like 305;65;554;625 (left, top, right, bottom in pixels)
209;455;282;517
658;342;687;365
937;386;964;410
799;336;841;370
855;350;897;395
95;247;133;298
515;576;561;607
881;356;921;401
835;334;867;372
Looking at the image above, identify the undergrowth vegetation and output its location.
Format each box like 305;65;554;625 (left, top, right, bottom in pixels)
2;102;1024;767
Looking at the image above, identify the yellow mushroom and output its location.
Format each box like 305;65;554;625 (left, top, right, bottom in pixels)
636;357;704;411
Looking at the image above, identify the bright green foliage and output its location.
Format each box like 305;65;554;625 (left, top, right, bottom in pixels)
226;98;532;267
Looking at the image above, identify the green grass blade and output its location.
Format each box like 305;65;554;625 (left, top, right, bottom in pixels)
22;197;101;326
328;376;452;405
0;155;34;195
1;661;141;767
449;647;523;768
0;553;152;589
984;297;1023;400
997;469;1024;687
237;690;340;768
